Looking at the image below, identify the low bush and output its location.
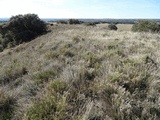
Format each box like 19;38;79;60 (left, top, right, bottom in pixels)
84;22;96;26
0;14;47;48
57;20;67;24
68;19;80;24
108;24;118;30
132;20;160;32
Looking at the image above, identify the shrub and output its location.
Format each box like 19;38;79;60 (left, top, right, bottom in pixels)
68;19;80;24
132;20;160;32
57;20;67;24
84;22;96;26
108;24;118;30
0;14;47;48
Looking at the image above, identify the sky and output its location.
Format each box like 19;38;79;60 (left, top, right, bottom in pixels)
0;0;160;19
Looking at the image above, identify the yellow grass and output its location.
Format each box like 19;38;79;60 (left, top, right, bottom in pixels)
96;23;133;31
117;24;133;31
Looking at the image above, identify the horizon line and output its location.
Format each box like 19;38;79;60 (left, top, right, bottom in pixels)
0;17;160;19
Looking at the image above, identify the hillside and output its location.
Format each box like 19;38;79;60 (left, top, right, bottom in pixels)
0;24;160;120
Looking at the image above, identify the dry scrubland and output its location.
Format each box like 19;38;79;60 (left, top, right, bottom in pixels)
0;24;160;120
97;23;133;31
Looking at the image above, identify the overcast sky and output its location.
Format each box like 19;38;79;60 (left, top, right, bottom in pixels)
0;0;160;18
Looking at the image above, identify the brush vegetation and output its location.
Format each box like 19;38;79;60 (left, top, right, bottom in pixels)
108;24;118;30
132;20;160;32
0;14;47;49
0;21;160;120
68;19;81;24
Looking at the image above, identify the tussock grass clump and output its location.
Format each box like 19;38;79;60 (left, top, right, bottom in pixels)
34;70;57;84
0;90;15;120
24;79;68;120
60;48;75;58
45;51;59;59
25;95;67;120
0;60;28;85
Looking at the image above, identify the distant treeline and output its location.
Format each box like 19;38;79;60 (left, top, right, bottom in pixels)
45;18;160;24
1;18;160;24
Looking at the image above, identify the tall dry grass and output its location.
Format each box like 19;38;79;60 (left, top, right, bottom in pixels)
0;24;160;120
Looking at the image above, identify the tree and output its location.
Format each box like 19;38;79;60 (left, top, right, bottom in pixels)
0;14;47;48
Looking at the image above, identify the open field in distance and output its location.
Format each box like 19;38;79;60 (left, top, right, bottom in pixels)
96;23;133;31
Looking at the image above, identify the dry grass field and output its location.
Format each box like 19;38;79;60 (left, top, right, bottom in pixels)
97;23;133;31
0;24;160;120
117;24;133;31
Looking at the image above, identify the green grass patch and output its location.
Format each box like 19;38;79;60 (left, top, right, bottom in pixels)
34;70;57;84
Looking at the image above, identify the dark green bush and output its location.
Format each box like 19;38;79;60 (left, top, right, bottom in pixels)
57;20;67;24
132;20;160;32
68;19;80;24
108;24;118;30
0;14;47;48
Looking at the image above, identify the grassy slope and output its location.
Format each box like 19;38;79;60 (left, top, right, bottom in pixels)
0;24;160;120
